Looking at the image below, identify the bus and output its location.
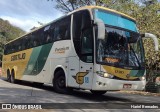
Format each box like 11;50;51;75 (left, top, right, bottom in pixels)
2;6;159;94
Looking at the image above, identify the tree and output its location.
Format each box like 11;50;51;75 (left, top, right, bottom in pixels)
51;0;123;13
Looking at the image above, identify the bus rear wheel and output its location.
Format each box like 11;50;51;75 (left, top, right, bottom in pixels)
53;70;71;94
90;90;107;95
7;70;11;82
11;71;16;83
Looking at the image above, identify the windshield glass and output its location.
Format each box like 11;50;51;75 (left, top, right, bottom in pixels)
94;9;145;69
97;26;145;69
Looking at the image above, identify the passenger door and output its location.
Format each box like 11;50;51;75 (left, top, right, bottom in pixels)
79;28;94;89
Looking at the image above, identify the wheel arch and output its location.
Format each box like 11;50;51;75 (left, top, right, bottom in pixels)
7;68;11;76
52;65;68;87
11;66;18;79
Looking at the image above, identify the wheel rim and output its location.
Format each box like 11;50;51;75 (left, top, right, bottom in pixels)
57;76;65;88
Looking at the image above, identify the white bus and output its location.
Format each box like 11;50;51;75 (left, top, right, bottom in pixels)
2;6;158;94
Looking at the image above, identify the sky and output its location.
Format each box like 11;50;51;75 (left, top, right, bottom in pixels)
0;0;63;32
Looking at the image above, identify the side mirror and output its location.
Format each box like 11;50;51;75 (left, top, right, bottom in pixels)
141;33;159;51
94;19;105;40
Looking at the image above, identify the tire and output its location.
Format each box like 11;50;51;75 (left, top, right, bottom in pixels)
7;70;11;82
90;90;107;95
10;71;16;83
53;70;72;94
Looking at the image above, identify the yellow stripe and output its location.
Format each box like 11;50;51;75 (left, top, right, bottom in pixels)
102;65;137;80
2;49;33;79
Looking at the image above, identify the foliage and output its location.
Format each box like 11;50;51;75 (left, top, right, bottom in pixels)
49;0;111;13
0;18;25;64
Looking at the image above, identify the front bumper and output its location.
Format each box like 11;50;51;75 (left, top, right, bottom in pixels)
92;75;146;91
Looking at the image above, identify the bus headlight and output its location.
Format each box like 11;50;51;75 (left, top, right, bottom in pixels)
96;71;114;78
140;76;146;81
103;72;114;78
104;73;109;78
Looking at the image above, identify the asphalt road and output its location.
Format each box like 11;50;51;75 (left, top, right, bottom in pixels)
0;78;159;112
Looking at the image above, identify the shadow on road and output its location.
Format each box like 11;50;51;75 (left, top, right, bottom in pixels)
1;79;132;103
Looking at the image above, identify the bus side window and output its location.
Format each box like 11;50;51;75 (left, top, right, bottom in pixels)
21;38;25;50
44;30;52;44
38;29;44;45
49;23;55;42
24;36;30;49
54;16;71;41
63;16;71;39
54;23;61;40
73;11;82;56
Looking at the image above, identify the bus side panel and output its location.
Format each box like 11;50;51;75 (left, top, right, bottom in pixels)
46;40;77;84
21;43;53;82
2;49;33;79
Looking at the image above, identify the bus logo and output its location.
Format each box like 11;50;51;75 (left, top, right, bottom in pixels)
73;72;88;84
11;53;26;61
55;47;69;54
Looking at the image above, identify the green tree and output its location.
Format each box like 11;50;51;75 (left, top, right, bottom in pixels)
51;0;121;13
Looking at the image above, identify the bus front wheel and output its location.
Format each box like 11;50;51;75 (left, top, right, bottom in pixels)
90;90;107;95
53;70;71;94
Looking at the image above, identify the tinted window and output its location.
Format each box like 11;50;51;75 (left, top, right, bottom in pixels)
73;11;82;56
73;10;92;62
4;16;71;55
54;16;71;41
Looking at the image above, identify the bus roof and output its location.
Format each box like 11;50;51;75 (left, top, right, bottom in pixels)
6;6;135;45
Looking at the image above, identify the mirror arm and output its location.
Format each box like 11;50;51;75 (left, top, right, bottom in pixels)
141;33;159;51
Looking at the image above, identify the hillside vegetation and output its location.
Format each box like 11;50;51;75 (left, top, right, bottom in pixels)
0;18;25;63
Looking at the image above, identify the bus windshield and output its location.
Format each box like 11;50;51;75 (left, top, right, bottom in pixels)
96;27;145;69
94;9;145;69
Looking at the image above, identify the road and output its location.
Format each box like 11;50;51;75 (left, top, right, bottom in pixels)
0;78;159;112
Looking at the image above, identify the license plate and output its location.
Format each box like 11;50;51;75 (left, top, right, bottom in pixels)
123;84;132;89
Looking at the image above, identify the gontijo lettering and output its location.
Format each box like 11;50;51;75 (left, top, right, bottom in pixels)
11;53;26;61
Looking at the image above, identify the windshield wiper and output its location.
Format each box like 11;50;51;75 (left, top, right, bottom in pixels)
129;45;141;68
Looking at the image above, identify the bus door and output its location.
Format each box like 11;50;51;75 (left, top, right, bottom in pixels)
69;10;94;89
79;28;94;89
